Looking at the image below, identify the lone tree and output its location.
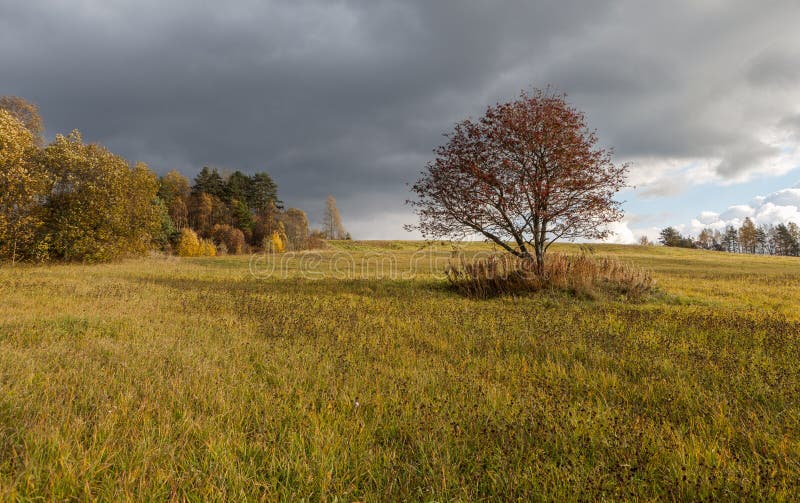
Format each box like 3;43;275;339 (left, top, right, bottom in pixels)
407;89;628;271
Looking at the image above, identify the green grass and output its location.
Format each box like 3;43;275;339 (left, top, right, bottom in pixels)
0;243;799;500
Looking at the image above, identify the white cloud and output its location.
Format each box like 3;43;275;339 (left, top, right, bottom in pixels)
753;202;800;225
719;205;754;221
626;129;800;199
689;183;800;234
762;187;800;206
625;226;662;244
697;211;720;225
603;221;637;244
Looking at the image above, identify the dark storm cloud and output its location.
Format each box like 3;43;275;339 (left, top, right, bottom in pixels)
746;49;800;88
2;0;800;237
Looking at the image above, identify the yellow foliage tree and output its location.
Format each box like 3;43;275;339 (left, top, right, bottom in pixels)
0;109;50;263
42;131;163;262
177;228;201;257
738;217;758;254
158;170;190;229
177;229;218;257
0;96;44;143
200;239;217;257
269;230;285;253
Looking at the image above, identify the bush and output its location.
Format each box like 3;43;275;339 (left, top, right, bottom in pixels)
177;228;201;257
446;252;655;300
200;239;216;257
210;224;245;255
307;230;327;250
266;230;286;253
176;228;217;257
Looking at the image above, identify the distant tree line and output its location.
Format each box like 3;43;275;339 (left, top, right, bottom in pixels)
0;96;345;263
160;165;311;256
658;217;800;256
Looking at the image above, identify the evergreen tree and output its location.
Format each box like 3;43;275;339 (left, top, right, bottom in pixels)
658;227;682;247
722;225;739;253
231;199;254;235
755;226;768;255
224;170;251;204
249;172;281;214
192;167;225;198
775;224;799;256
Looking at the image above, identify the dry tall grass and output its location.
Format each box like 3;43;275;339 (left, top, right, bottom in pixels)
446;252;655;299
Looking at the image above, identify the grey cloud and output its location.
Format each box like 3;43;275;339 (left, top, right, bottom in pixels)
638;177;690;199
746;49;800;87
779;114;800;137
2;0;800;238
715;140;781;177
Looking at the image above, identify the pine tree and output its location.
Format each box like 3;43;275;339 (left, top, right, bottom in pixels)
755;226;768;254
249;172;281;214
192;167;225;198
722;226;739;253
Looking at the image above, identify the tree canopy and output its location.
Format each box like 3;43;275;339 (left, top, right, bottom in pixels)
0;95;44;142
0;109;49;262
0;95;303;262
408;88;627;269
43;131;165;262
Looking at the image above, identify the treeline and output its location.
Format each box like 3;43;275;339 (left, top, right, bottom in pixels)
658;217;800;256
162;166;334;257
0;96;344;263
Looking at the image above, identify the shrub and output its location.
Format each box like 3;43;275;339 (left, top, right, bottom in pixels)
210;224;245;254
177;228;201;257
200;239;216;257
263;230;287;253
307;230;327;250
446;252;655;300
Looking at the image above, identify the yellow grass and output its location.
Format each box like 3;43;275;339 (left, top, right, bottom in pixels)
0;242;799;500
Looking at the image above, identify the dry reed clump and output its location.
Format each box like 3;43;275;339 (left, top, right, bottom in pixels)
446;252;655;299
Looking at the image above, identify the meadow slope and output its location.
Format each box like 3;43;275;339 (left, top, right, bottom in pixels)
0;243;799;500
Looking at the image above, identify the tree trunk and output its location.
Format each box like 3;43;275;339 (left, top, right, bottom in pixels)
534;242;545;275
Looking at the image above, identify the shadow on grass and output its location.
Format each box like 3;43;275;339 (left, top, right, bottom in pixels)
135;275;454;300
133;274;800;354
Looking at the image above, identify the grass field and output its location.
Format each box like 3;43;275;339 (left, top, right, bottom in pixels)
1;242;799;500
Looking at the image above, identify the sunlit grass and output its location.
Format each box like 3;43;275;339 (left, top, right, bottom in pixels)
0;243;798;500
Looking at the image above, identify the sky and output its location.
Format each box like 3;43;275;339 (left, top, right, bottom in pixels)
2;0;800;242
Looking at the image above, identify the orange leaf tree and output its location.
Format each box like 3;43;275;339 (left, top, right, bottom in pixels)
408;89;628;271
